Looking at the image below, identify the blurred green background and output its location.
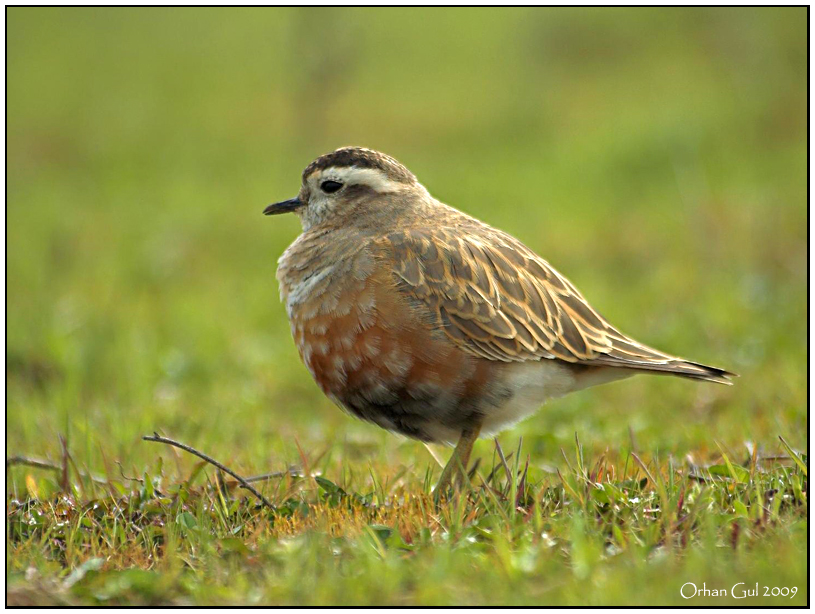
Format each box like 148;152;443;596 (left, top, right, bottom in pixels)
7;7;806;475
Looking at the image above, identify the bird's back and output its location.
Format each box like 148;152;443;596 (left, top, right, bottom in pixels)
370;198;735;385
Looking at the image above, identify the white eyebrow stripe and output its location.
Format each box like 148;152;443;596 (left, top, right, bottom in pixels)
320;166;402;193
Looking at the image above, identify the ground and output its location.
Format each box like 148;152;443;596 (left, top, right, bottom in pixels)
6;7;808;606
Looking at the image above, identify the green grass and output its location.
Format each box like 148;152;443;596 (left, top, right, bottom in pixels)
6;438;808;605
7;6;807;606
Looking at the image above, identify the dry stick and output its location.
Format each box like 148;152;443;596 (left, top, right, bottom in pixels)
6;456;110;485
7;456;63;471
116;461;145;484
141;432;274;510
6;455;298;488
243;471;289;483
243;469;311;483
218;468;317;491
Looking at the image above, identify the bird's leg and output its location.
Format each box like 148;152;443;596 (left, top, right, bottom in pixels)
434;423;482;496
452;425;481;489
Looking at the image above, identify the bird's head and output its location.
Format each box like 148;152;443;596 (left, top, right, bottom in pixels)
264;147;428;230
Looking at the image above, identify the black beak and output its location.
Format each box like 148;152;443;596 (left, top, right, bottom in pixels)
263;197;303;216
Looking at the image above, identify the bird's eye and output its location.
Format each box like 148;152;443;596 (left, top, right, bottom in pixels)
320;180;343;194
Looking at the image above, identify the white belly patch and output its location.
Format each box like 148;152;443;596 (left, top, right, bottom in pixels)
480;360;577;436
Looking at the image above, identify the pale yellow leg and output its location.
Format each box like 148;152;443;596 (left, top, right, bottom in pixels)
434;424;482;496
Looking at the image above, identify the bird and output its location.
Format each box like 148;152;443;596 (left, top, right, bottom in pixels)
264;146;735;493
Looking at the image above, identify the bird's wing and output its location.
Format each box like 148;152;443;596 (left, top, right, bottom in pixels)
378;226;734;383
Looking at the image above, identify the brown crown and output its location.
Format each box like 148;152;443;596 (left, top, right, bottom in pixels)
302;147;417;184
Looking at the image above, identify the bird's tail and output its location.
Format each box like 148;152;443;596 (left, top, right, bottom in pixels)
587;331;737;385
617;357;737;385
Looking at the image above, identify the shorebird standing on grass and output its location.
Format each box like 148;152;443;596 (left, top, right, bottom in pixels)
265;147;735;493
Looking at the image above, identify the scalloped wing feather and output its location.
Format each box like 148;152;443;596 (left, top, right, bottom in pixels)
381;227;735;384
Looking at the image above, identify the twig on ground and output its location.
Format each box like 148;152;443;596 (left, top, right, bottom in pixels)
244;468;313;483
7;456;62;472
141;432;275;510
115;461;145;484
6;455;109;485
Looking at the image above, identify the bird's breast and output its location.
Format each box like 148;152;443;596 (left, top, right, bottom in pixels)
277;239;510;441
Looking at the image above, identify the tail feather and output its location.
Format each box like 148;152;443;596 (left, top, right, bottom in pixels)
628;359;737;385
588;333;737;384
